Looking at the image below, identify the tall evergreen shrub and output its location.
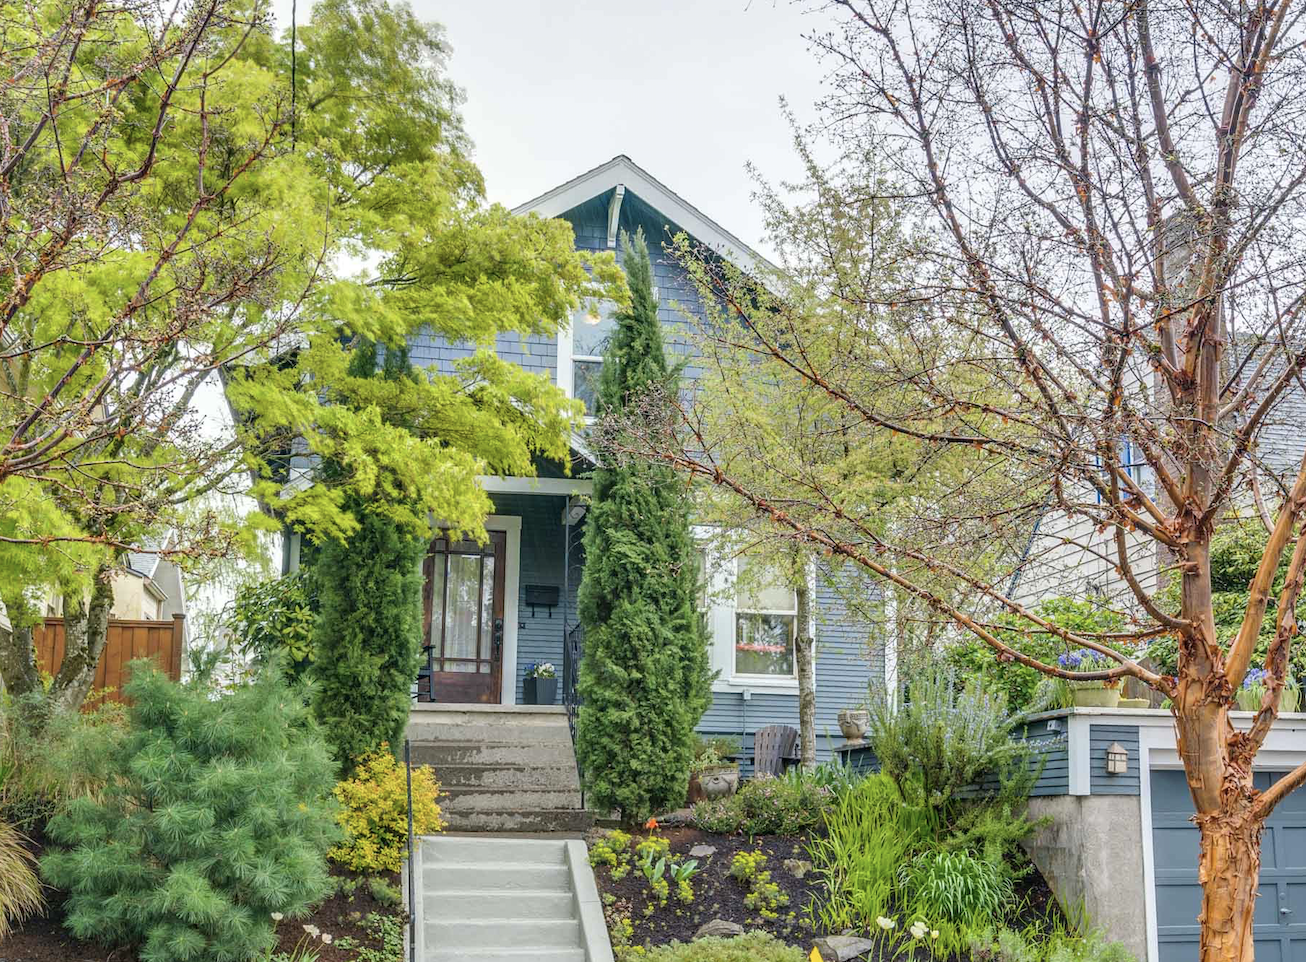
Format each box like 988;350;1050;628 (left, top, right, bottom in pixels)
576;230;712;821
308;341;427;772
41;663;338;962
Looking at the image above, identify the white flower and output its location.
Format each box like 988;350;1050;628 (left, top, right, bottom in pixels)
302;924;320;939
931;930;940;940
321;934;333;945
270;912;284;922
910;921;929;939
876;916;896;930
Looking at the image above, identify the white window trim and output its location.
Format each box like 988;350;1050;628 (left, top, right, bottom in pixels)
556;291;659;413
695;529;814;694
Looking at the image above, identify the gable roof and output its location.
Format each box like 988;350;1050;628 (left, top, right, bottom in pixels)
512;155;775;276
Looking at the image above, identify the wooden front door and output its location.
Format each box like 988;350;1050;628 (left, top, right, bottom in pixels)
421;530;506;703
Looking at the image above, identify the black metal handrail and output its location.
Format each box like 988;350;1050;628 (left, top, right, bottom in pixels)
404;738;415;962
563;620;584;808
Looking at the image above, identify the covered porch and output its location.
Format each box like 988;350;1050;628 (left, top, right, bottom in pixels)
413;475;590;708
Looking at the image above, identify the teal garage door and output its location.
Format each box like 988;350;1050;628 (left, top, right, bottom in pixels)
1151;768;1306;962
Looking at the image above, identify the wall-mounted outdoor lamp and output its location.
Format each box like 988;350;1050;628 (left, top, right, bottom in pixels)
1105;742;1129;775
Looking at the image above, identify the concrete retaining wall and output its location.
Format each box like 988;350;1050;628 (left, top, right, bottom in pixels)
1024;795;1147;962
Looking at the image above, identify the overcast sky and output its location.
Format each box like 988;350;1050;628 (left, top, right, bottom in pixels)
270;0;834;256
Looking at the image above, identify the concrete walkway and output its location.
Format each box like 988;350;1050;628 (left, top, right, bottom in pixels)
418;834;613;962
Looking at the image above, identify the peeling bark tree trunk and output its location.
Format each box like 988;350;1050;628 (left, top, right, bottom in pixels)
795;580;817;769
50;566;115;714
1197;804;1262;962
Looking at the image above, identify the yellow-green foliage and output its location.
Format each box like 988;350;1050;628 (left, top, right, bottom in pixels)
0;820;43;939
634;833;670;861
590;829;634;879
631;932;807;961
330;746;444;872
729;851;787;920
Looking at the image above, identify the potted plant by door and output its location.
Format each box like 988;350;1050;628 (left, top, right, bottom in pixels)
1235;667;1301;712
1059;649;1122;708
523;663;558;705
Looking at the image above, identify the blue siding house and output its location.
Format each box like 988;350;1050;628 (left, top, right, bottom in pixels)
410;155;885;763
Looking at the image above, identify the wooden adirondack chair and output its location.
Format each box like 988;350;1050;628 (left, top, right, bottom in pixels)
752;724;800;777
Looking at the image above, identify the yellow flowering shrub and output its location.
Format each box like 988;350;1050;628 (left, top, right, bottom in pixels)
329;745;445;872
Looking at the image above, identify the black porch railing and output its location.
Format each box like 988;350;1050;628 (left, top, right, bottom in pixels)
563;620;584;807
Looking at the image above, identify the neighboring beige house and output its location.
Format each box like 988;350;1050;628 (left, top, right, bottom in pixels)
112;542;188;624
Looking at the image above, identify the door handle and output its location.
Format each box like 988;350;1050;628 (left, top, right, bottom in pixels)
493;618;504;657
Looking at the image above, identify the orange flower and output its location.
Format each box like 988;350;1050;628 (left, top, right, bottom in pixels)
645;818;659;830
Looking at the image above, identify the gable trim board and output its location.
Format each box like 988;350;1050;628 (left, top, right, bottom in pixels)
512;155;774;276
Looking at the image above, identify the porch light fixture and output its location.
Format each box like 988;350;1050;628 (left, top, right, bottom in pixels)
1105;742;1129;775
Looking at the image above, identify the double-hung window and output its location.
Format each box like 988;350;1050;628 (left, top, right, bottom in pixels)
734;556;797;678
570;301;619;415
695;532;803;689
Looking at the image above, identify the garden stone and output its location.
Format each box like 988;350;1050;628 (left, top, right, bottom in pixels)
815;934;876;961
689;844;717;858
784;857;812;878
694;919;744;940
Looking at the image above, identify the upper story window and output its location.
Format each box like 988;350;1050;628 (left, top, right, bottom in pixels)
571;301;619;415
561;290;658;416
1095;436;1149;503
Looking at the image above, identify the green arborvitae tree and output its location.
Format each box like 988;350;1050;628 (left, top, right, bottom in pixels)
309;343;427;772
575;230;712;822
40;663;338;962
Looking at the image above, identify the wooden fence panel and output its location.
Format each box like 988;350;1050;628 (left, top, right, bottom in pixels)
33;615;185;706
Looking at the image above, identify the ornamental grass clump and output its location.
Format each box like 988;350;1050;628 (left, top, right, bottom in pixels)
40;663;339;962
0;819;43;938
329;745;444;873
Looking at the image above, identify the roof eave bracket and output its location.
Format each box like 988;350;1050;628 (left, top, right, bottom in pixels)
607;184;626;249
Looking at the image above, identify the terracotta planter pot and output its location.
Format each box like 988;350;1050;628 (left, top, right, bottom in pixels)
1072;686;1122;709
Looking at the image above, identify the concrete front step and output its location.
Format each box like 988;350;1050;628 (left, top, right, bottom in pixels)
409;723;573;747
429;763;580;791
425;836;569;865
412;741;579;767
440;808;594;833
425;862;572;893
429;889;575;919
442;787;583;812
427;951;585;962
427;919;581;950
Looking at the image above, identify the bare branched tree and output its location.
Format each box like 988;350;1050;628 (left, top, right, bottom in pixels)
618;2;1306;957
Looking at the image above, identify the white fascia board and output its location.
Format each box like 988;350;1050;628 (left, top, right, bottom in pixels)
477;475;594;497
513;155;775;276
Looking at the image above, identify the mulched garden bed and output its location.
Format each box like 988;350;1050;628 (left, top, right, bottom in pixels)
0;832;406;962
589;825;1066;959
591;826;824;949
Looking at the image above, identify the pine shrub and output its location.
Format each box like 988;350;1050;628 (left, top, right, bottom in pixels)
40;663;339;962
329;745;444;872
576;229;713;822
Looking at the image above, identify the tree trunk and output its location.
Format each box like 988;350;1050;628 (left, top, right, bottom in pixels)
0;619;40;698
1196;805;1261;962
795;580;817;769
49;566;114;714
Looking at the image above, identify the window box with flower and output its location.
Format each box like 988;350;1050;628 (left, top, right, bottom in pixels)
1058;649;1122;708
523;662;558;705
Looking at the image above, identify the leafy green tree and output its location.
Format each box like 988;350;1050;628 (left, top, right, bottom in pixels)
0;0;622;710
576;231;712;822
41;663;338;962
